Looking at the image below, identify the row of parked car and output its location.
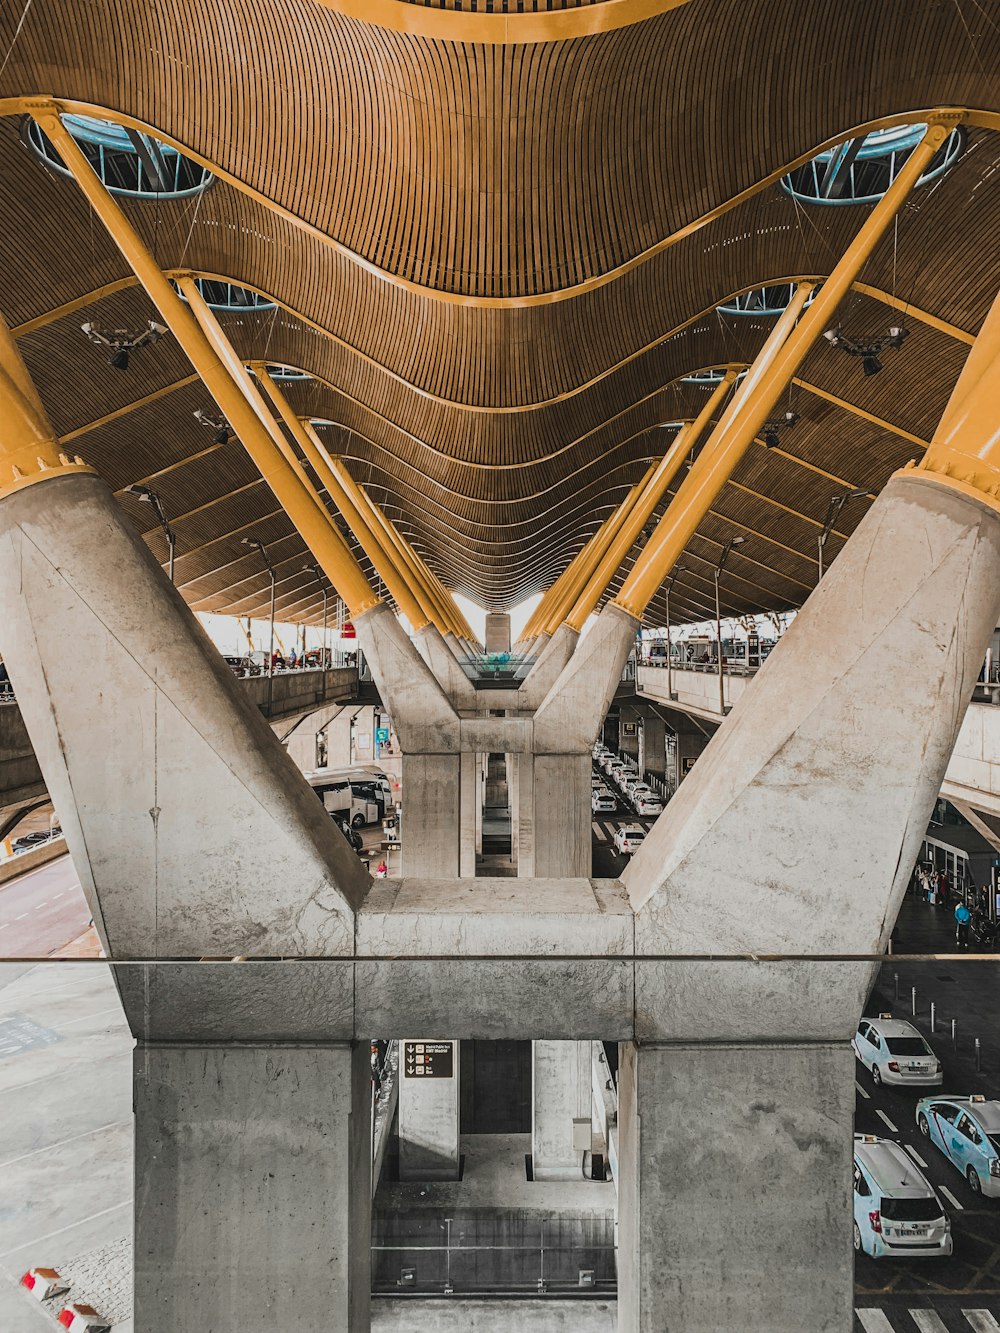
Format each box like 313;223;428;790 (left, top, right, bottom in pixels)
592;743;665;818
852;1010;1000;1257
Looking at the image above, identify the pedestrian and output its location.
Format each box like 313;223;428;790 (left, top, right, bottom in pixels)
937;871;950;910
375;860;388;879
927;873;937;907
955;899;972;948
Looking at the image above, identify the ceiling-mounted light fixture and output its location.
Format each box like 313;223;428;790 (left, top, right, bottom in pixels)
193;408;233;445
80;319;168;371
823;325;910;376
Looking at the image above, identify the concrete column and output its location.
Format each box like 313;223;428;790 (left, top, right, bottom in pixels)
531;1040;593;1181
134;1041;371;1331
619;709;639;762
675;729;708;785
639;713;666;780
531;752;592;877
617;1040;854;1332
512;751;534;875
485;612;511;655
398;1038;461;1180
401;753;461;876
459;749;478;877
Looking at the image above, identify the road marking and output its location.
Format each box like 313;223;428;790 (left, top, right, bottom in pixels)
855;1080;870;1100
910;1312;948;1333
592;822;606;841
0;923;8;932
53;892;65;900
14;913;27;921
963;1314;1000;1332
856;1311;894;1332
0;1118;129;1170
903;1143;929;1169
875;1109;898;1133
940;1185;964;1210
34;901;48;910
0;1200;131;1258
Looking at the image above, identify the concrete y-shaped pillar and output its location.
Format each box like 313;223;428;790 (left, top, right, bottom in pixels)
0;309;372;1331
616;285;1000;1332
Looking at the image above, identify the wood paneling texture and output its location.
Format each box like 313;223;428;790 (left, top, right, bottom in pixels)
0;0;998;617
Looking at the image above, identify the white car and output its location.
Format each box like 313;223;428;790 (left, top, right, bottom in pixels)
613;825;646;856
634;792;664;816
621;775;646;795
600;754;617;773
853;1015;942;1087
916;1095;1000;1197
591;774;604;789
853;1134;952;1257
592;791;616;813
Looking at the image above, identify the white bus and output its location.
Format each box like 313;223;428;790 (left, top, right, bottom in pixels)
304;766;392;828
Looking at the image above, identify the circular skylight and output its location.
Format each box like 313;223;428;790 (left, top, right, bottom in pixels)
25;113;213;199
781;124;965;205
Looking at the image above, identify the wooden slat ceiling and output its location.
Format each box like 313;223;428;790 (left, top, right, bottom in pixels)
0;0;998;625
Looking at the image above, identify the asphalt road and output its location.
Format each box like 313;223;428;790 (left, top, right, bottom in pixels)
0;856;90;956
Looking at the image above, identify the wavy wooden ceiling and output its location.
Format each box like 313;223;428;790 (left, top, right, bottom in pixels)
0;0;998;625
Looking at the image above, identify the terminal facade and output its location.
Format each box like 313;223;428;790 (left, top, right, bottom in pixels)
2;2;1000;1331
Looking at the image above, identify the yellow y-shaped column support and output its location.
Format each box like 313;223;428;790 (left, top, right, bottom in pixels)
565;369;738;631
614;115;958;620
0;315;94;497
31;104;380;621
251;365;432;631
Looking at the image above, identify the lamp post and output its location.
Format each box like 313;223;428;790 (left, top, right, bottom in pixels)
664;564;687;702
124;483;176;584
714;537;745;715
243;537;276;716
304;562;330;677
817;489;868;580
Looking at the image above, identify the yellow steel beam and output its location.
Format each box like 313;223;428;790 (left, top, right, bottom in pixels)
522;510;623;640
910;282;1000;506
540;461;660;634
0;313;94;498
251;366;430;630
614;117;957;619
566;370;737;631
33;104;379;619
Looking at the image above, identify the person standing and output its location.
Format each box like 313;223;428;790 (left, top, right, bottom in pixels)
955;899;972;948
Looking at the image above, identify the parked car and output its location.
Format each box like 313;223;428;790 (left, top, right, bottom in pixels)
613;825;646;857
330;810;364;852
916;1095;1000;1196
223;655;249;677
852;1014;942;1087
634;792;664;816
853;1134;952;1257
592;791;616;814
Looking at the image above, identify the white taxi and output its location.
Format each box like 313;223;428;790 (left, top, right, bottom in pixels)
852;1014;942;1087
853;1134;951;1257
612;825;646;857
916;1095;1000;1197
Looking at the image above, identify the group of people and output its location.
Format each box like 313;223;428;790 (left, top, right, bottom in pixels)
912;862;976;947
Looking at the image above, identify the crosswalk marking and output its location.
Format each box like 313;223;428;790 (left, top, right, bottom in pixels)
876;1108;898;1133
964;1314;1000;1332
856;1310;895;1332
856;1311;1000;1331
903;1142;929;1169
909;1310;948;1332
856;1080;870;1100
941;1185;964;1210
592;822;606;841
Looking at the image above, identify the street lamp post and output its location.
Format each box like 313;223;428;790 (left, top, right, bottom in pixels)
714;537;745;715
124;483;177;584
817;489;868;580
305;559;333;671
243;537;276;716
664;564;687;702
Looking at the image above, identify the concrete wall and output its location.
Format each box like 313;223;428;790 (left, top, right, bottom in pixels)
636;664;750;721
942;699;1000;818
0;701;44;807
242;666;358;719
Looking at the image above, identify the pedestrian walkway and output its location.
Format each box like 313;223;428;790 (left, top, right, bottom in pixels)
856;1307;1000;1331
892;889;987;956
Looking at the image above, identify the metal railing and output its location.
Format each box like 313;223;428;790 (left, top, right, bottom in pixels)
371;1214;617;1296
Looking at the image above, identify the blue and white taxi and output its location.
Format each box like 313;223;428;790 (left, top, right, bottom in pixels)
916;1094;1000;1196
852;1014;942;1087
853;1134;952;1257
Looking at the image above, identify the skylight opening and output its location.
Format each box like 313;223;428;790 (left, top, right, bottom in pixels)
717;284;817;316
781;124;965;205
25;113;213;199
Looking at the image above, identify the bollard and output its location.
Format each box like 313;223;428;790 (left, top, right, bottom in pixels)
976;1037;982;1072
912;986;917;1017
952;1018;958;1048
894;972;900;1003
931;1001;936;1034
